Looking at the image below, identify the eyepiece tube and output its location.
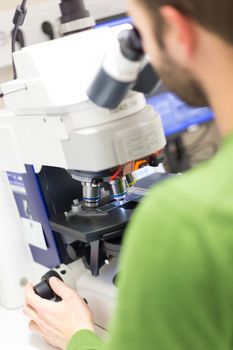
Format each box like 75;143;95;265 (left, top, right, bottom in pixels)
87;27;145;109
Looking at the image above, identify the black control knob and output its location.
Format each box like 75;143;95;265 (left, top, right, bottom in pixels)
34;270;63;301
41;21;54;40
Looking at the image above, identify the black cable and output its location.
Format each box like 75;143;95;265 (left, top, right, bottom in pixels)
12;26;18;79
21;0;27;10
11;0;28;79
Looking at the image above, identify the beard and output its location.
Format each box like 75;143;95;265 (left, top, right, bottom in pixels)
155;51;209;107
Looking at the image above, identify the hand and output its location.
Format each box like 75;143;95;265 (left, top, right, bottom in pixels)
23;277;95;350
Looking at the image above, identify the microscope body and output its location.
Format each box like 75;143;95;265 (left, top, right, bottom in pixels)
0;24;166;330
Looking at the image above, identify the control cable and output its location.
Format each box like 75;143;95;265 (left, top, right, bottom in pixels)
0;0;28;99
11;0;28;79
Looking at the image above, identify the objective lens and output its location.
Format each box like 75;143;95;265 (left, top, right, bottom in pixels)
109;177;128;200
82;182;101;207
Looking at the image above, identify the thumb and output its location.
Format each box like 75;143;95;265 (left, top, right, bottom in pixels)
49;277;75;300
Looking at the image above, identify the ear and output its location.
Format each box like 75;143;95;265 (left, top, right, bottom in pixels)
160;5;196;64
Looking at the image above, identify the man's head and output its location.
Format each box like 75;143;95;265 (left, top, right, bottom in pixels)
128;0;233;107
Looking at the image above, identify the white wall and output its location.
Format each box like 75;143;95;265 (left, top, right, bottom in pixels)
0;0;47;11
0;1;51;107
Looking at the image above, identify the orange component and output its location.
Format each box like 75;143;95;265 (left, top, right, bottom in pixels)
134;160;147;171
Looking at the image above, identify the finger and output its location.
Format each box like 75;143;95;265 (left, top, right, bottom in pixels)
25;283;42;306
29;320;42;334
49;277;76;300
23;304;41;324
25;306;62;340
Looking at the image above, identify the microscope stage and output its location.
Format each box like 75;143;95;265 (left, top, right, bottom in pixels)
50;172;172;244
50;193;139;243
50;172;172;276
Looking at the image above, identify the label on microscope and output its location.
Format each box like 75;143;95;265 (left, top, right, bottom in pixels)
7;172;27;194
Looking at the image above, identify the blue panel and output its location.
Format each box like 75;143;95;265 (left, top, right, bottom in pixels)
147;93;214;136
8;166;61;268
95;17;131;29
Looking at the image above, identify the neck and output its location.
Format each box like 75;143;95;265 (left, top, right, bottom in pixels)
207;68;233;137
197;38;233;137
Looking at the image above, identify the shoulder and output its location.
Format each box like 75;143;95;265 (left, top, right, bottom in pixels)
129;166;209;234
133;158;221;228
122;162;221;264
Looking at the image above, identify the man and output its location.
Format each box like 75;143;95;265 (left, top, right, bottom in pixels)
24;0;233;349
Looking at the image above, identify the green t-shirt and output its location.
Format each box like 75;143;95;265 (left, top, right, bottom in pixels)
67;134;233;350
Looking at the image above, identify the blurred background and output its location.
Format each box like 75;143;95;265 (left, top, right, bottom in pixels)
0;0;47;88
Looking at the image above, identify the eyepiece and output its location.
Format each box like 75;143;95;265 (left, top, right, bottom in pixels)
87;26;145;109
118;28;144;62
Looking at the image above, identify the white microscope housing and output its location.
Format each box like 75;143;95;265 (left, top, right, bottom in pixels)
0;23;166;176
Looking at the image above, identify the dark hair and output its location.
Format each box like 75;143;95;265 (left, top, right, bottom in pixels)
138;0;233;45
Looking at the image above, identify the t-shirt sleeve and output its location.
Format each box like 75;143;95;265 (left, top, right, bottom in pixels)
67;329;103;350
67;182;230;350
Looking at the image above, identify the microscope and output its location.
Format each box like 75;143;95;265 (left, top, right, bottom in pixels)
0;0;167;334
